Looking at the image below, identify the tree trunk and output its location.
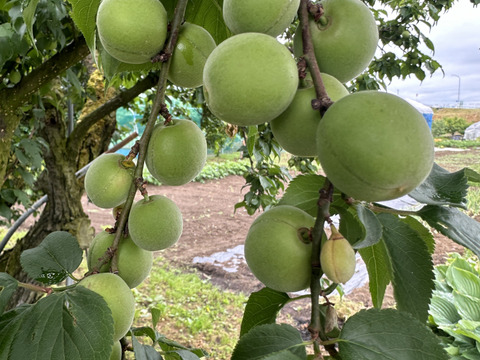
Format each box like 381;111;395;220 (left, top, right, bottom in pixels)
0;102;116;308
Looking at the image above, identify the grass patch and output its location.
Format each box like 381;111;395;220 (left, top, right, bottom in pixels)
132;256;247;358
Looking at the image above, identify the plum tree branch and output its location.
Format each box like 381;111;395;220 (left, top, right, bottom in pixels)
108;0;190;273
298;0;333;116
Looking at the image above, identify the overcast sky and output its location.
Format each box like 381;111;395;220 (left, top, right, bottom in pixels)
382;2;480;108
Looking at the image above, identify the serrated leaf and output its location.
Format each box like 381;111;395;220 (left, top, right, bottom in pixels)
232;323;306;360
352;205;382;249
378;213;434;322
278;174;327;217
358;241;392;308
409;163;468;209
418;205;480;259
465;168;480;183
240;287;290;337
20;231;83;285
400;215;435;254
131;332;163;360
336;206;364;246
0;286;114;360
339;308;448;360
67;0;101;55
0;273;18;314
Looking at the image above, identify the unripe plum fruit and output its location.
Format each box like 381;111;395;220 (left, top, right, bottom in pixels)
203;32;299;126
78;273;135;341
294;0;378;83
316;91;434;202
223;0;300;37
168;22;216;88
96;0;168;64
87;230;153;288
244;205;315;293
145;119;207;186
128;195;183;251
84;153;134;209
109;341;121;360
320;225;356;284
271;73;349;157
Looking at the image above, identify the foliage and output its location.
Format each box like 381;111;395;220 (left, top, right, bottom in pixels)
434;139;480;149
428;252;480;359
432;117;470;137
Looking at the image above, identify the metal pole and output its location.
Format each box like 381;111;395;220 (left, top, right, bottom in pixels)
452;74;461;105
0;132;138;254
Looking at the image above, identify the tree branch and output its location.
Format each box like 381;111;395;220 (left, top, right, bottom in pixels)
68;73;159;153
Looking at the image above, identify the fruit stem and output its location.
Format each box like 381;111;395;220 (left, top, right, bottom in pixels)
108;0;189;273
298;0;333;116
308;178;337;356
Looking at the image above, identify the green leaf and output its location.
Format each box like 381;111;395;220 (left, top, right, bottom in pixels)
418;205;480;258
447;266;480;298
409;163;468;209
67;0;101;55
336;207;364;246
400;215;435;254
378;213;434;322
339;308;448;360
358;241;392;308
465;168;480;183
278;174;327;217
352;205;382;249
0;273;18;314
240;287;290;337
232;323;306;360
22;0;40;48
131;332;163;360
0;286;114;360
20;231;83;285
453;291;480;321
429;291;461;326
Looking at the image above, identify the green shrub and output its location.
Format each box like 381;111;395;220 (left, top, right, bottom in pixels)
428;252;480;358
432;117;470;137
434;139;480;148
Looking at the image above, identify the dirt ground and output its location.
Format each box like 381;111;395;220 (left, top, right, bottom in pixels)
80;149;470;313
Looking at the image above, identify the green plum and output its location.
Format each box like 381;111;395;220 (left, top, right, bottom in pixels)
128;195;183;251
168;22;216;88
244;205;315;293
223;0;300;37
145;119;207;186
271;73;349;157
109;341;122;360
203;32;299;126
87;230;153;288
78;273;135;341
316;91;434;202
96;0;168;64
84;153;134;209
294;0;378;83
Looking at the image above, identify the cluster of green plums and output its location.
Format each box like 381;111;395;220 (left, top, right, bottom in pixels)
90;0;437;338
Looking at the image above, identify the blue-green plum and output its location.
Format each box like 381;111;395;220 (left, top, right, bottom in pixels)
271;73;349;157
78;273;135;341
87;230;153;288
294;0;378;83
316;91;434;202
168;22;216;88
203;33;298;126
128;195;183;251
245;205;315;292
84;153;134;209
96;0;168;64
223;0;300;37
145;119;207;186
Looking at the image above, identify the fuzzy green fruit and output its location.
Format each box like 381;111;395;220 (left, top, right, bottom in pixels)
78;273;135;341
168;22;216;88
223;0;300;37
96;0;168;64
146;119;207;186
245;205;315;293
87;230;153;288
271;73;349;157
203;33;298;126
128;195;183;251
84;153;134;209
320;226;356;284
110;341;121;360
294;0;378;83
316;91;434;202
